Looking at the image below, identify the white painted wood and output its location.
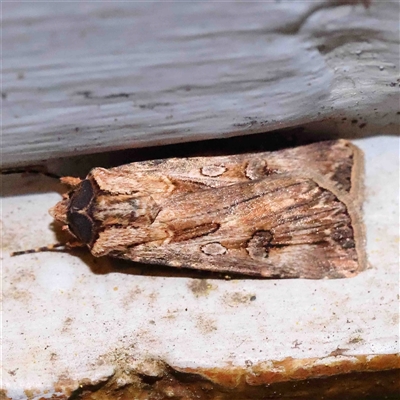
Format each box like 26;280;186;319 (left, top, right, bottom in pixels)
2;1;398;167
2;135;399;399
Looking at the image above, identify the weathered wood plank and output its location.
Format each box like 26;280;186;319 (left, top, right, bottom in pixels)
2;1;398;167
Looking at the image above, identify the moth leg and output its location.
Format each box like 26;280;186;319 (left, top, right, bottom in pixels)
60;176;82;187
65;240;86;249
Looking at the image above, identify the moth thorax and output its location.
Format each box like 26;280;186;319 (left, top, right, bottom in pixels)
65;178;161;245
92;194;160;227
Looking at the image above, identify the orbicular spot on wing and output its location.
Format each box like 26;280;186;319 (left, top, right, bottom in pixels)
200;165;227;177
201;242;227;256
246;230;273;259
68;212;95;244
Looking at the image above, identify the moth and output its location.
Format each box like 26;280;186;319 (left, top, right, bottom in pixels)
48;140;365;279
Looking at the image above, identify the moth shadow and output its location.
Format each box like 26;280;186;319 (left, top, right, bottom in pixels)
3;126;390;198
1;173;65;198
49;220;262;279
67;247;260;280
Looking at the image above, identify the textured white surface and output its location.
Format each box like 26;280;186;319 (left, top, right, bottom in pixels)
2;135;399;399
2;1;399;166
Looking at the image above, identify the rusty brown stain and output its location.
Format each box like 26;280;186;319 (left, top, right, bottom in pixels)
348;335;364;344
195;315;218;334
187;279;216;297
247;354;400;386
223;291;256;306
53;375;79;397
8;289;32;303
9;269;37;285
61;317;74;334
162;312;177;320
24;388;44;400
0;389;12;400
121;286;143;308
148;291;158;303
4;353;399;400
176;353;399;388
329;347;350;357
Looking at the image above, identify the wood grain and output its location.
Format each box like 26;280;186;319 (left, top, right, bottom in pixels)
2;1;399;167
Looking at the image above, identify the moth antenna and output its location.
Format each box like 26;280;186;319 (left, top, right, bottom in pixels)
1;166;61;180
11;243;66;257
11;241;85;257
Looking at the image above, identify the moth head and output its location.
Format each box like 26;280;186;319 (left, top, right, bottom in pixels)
50;177;96;246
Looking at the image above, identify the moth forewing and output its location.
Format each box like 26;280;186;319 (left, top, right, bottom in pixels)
50;140;366;279
105;174;364;279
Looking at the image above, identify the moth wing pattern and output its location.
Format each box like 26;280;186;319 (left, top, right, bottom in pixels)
92;173;365;279
91;140;363;203
265;140;364;201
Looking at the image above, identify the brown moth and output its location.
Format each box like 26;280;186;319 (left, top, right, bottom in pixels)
49;140;366;279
